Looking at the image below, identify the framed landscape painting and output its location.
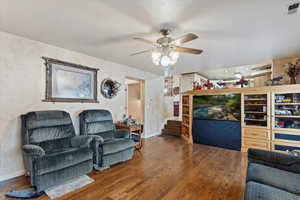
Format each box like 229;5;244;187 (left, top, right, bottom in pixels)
42;57;99;103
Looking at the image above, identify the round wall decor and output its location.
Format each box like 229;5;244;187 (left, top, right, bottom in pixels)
100;78;121;99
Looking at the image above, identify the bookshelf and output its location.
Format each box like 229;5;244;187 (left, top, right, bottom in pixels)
243;94;268;127
271;92;300;152
182;84;300;152
241;93;271;152
181;95;193;143
273;93;300;129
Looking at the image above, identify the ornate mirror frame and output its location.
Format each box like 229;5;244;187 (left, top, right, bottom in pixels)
100;78;121;99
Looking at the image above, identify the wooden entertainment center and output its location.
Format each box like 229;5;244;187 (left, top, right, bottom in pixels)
182;84;300;153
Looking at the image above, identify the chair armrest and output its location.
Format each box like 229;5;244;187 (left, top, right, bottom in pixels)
89;135;104;144
23;144;45;157
248;148;300;173
71;135;93;148
288;149;300;156
88;135;104;166
115;129;131;138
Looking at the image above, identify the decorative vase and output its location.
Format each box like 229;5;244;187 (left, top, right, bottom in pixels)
286;62;299;85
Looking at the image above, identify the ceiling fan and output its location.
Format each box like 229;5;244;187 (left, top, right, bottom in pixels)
131;29;203;67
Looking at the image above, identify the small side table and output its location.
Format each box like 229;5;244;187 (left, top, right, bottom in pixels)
115;123;143;150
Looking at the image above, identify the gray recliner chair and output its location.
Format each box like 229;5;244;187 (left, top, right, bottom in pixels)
79;110;135;170
245;148;300;200
21;111;94;192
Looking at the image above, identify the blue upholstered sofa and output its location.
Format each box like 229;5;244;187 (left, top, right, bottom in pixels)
79;110;135;170
21;111;94;192
245;148;300;200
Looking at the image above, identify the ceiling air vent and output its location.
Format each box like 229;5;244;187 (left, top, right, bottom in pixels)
288;2;299;14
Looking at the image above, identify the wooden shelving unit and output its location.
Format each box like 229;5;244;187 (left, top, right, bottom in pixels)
182;123;189;127
243;94;268;127
275;115;300;118
181;95;193;143
245;111;266;114
245;98;267;101
271;92;300;153
182;84;300;152
275;103;300;105
244;118;267;122
241;93;270;152
273;92;300;129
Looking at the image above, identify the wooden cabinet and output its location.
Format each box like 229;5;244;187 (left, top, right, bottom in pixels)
182;84;300;152
242;127;271;152
242;89;300;152
243;127;270;140
243;138;270;151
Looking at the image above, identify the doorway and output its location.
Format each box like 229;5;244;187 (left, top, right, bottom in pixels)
125;77;145;125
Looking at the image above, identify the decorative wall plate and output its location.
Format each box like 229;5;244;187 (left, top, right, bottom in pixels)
100;78;121;99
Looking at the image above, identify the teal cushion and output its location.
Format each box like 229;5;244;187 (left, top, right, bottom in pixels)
35;147;92;175
102;138;134;155
35;137;71;153
87;123;115;137
246;181;300;200
247;163;300;195
24;111;75;144
26;111;72;130
93;131;114;141
29;125;74;143
81;109;113;123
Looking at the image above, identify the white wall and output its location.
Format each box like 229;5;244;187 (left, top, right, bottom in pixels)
127;83;143;123
162;75;181;123
0;31;164;181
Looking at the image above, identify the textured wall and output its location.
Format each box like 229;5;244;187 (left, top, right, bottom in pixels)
0;31;164;181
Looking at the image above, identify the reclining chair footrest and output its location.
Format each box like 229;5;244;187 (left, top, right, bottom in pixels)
93;164;110;171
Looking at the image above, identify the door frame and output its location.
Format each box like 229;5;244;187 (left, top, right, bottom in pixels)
125;77;145;124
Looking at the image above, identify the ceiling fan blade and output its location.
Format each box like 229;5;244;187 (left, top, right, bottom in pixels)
133;37;154;44
251;64;272;71
174;46;203;54
172;33;199;44
130;49;152;56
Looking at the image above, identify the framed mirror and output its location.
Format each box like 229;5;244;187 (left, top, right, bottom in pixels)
100;78;121;99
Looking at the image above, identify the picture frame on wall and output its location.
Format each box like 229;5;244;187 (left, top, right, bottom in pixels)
42;57;99;103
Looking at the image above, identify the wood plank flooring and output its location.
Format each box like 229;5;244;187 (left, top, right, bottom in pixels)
0;136;247;200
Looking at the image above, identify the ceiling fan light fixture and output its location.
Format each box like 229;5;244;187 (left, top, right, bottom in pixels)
160;55;171;67
132;30;201;69
169;51;179;65
132;29;202;70
151;51;161;66
152;49;179;67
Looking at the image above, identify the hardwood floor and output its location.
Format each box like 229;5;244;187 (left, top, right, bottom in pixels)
0;136;247;200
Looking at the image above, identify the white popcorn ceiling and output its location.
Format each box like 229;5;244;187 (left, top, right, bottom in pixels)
0;0;299;75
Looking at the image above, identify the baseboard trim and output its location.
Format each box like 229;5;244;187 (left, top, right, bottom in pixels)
144;132;161;139
0;170;25;182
